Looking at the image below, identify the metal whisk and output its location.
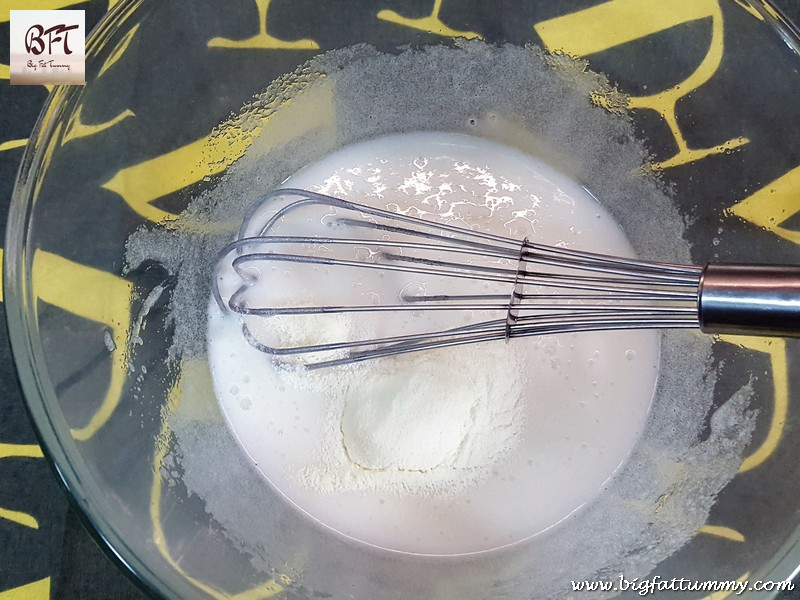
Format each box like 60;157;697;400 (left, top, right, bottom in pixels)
213;188;800;368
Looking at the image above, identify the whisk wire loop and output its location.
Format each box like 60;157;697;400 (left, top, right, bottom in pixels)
213;189;708;368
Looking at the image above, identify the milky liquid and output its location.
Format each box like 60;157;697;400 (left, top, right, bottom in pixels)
208;132;660;555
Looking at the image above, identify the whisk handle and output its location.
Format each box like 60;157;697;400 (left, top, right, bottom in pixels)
699;264;800;337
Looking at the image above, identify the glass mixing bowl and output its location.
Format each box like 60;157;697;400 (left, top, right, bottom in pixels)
6;0;800;597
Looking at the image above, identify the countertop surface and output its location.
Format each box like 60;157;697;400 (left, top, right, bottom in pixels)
2;1;800;598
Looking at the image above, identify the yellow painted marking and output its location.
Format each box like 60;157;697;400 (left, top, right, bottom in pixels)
0;138;27;152
148;360;285;599
733;0;764;20
0;507;39;529
0;63;9;80
0;443;43;459
62;104;135;145
59;21;139;144
0;578;51;599
0;443;42;528
629;3;753;175
762;2;780;20
1;0;87;23
102;81;335;224
32;251;133;441
102;133;248;223
589;88;629;116
697;524;746;542
701;572;751;600
0;443;44;530
98;23;141;77
654;136;748;171
717;336;787;473
33;118;62;198
725;172;797;472
378;0;481;39
535;0;749;170
208;0;319;49
535;0;715;56
727;164;800;244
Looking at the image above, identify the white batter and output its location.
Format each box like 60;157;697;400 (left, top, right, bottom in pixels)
208;132;659;555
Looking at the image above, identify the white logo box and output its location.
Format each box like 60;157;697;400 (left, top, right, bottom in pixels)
10;10;85;85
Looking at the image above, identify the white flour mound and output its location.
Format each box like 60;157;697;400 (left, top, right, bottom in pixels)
281;338;527;496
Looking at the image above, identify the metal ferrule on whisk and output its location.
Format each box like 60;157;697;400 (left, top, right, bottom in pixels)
698;264;800;336
505;238;529;341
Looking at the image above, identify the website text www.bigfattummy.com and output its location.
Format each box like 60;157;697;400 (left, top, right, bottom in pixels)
570;575;794;595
